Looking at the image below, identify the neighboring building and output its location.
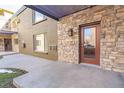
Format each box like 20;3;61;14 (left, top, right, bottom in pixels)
0;10;19;52
0;30;19;52
2;6;58;60
27;5;124;72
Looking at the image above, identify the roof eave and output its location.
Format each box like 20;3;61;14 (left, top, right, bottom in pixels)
25;5;59;21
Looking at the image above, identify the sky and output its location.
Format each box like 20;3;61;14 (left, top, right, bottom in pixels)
0;5;22;29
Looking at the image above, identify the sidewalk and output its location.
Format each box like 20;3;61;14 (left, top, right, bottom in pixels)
0;54;124;88
0;51;18;56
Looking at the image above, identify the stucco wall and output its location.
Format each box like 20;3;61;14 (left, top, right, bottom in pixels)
11;34;19;52
17;8;58;60
58;5;124;72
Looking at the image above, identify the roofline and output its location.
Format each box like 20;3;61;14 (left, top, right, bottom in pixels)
1;5;95;29
1;5;26;30
25;5;95;20
11;6;27;19
60;5;95;18
0;30;18;35
0;29;18;32
25;5;59;21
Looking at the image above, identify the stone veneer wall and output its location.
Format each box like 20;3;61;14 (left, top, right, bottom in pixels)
58;5;124;72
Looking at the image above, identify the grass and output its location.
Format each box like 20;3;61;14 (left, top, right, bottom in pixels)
0;68;27;88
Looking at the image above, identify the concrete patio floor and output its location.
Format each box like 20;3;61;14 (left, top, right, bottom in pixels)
0;53;124;88
0;51;17;56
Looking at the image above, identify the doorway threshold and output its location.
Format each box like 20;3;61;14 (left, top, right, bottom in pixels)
80;63;101;69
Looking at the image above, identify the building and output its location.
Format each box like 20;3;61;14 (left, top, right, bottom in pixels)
27;5;124;72
0;30;19;52
0;10;19;52
2;5;124;72
2;6;58;60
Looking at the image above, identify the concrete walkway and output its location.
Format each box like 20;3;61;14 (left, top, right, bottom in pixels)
0;54;124;88
0;51;17;56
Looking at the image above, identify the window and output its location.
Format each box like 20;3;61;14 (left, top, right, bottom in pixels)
34;33;48;52
84;27;96;58
33;10;47;24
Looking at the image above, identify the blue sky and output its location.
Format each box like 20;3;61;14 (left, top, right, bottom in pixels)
84;28;92;37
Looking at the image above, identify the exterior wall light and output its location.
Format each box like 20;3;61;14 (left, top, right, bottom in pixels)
68;28;73;36
22;41;26;48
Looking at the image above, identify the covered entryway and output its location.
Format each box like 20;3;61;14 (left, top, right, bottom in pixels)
0;30;19;52
79;22;100;65
26;5;124;72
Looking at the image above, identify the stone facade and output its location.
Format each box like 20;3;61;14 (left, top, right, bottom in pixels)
58;5;124;72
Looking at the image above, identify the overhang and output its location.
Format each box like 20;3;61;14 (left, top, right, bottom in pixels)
0;30;18;35
25;5;93;20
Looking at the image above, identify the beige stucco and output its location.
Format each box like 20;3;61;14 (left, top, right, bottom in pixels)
16;8;58;60
11;34;19;52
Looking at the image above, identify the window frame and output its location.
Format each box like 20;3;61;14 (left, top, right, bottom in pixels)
33;33;48;53
32;10;47;25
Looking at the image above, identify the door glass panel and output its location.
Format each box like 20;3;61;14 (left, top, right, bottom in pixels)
83;27;96;58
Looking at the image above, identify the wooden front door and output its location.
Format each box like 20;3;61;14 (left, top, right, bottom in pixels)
4;39;12;51
80;23;100;65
